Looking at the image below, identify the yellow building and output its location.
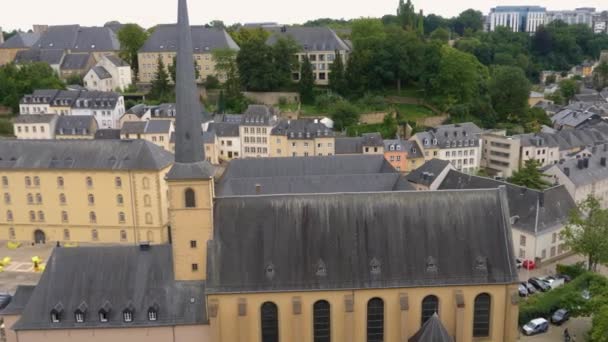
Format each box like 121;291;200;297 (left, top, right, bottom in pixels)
0;139;173;245
121;120;174;151
239;105;277;158
269;119;335;157
0;32;40;65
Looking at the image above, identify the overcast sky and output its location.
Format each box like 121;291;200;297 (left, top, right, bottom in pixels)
1;0;607;31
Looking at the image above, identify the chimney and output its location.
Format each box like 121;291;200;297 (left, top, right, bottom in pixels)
564;167;570;176
602;157;607;167
255;184;262;194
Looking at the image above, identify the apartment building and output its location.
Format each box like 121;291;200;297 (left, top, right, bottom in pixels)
481;130;522;178
120;120;174;151
138;25;239;83
0;140;173;245
207;122;241;161
269;119;335;157
383;139;408;172
0;32;40;65
266;26;350;85
412;123;482;174
239;105;277;158
84;55;132;92
547;8;597;27
13;115;58;140
488;6;546;33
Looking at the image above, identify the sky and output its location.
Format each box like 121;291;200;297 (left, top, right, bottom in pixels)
0;0;607;32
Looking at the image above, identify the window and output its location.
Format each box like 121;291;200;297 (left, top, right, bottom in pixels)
75;311;85;323
144;195;151;207
63;229;70;240
90;212;97;224
27;193;33;204
520;235;526;247
313;300;331;342
117;194;124;205
86;177;93;188
57;177;64;188
59;193;66;205
145;213;153;224
261;302;279;342
123;310;133;323
99;311;108;322
115;177;122;188
88;194;95;205
38;211;45;222
142;177;150;189
62;211;69;223
9;227;15;240
190;240;197;248
29;211;36;222
1;176;7;187
148;307;158;321
33;176;40;186
91;229;99;241
36;193;42;204
191;263;198;271
421;295;439;325
119;212;126;224
185;188;196;208
6;210;13;221
367;298;384;342
25;176;31;187
51;311;61;323
4;193;10;204
473;293;491;337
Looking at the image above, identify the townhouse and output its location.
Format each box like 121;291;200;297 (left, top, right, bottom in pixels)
239;105;278;158
84;55;132;92
269;119;335;157
121;120;174;151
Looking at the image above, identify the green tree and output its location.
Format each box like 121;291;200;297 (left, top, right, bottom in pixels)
271;37;300;89
217;90;226;114
430;28;449;43
299;55;315;105
452;9;483;36
65;74;83;86
397;0;417;31
590;304;608;342
508;159;551;190
168;56;200;83
0;62;65;113
488;65;531;122
329;50;347;96
560;79;580;102
213;49;247;113
593;61;608;90
330;100;360;131
148;55;173;102
562;194;608;272
117;24;149;75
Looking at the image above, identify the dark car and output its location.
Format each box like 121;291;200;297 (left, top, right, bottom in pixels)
522;282;537;295
551;309;570;325
518;283;529;297
529;277;551;292
0;293;11;310
557;274;572;283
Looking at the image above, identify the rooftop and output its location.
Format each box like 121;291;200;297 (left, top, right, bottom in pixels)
139;25;238;53
266;26;350;52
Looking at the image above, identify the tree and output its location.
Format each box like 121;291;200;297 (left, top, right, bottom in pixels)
453;9;483;36
329;50;347;96
330;100;360;131
430;28;449;43
508;159;551;190
168;56;200;83
117;24;149;75
299;55;315;105
65;74;83;86
209;20;225;29
593;61;608;90
378;27;423;92
271;37;300;89
0;62;65;113
488;65;531;122
217;90;226;114
560;79;580;103
213;49;247;113
148;56;173;102
590;304;608;342
397;0;417;31
562;194;608;272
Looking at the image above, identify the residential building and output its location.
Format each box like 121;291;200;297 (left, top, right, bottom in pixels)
440;170;576;264
70;91;125;129
49;90;81;116
266;26;350;85
13;48;65;74
84;55;132;92
488;6;547;33
334;133;384;155
412;123;483;174
406;159;454;190
239;105;277;158
30;25;120;62
0;140;173;245
481;130;522;178
0;32;40;65
59;53;95;79
121;120;174;151
138;25;239;83
269;119;335;157
13;115;58;140
547;8;597;27
518;134;561;167
404;140;425;172
383;139;408;172
119;104;150;126
19;90;58;115
544;152;608;208
54;116;98;140
149;103;177;120
206;122;241;161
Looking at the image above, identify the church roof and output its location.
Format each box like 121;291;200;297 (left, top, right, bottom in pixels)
408;313;454;342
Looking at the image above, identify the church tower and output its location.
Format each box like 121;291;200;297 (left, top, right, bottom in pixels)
167;0;215;281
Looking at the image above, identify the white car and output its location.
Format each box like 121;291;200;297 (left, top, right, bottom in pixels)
522;318;549;336
540;276;565;289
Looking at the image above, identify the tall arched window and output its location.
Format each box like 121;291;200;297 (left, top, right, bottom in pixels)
115;177;122;188
1;176;8;187
57;177;64;188
142;177;150;190
6;210;13;221
367;298;384;342
185;188;196;208
117;194;124;205
313;300;331;342
86;177;93;188
25;176;31;187
4;193;10;204
63;229;70;241
261;302;279;342
9;227;15;240
118;212;126;224
421;295;439;325
27;193;33;204
59;193;66;205
120;230;127;241
35;193;42;204
147;230;154;242
473;293;491;337
89;211;97;223
88;194;95;205
38;211;45;222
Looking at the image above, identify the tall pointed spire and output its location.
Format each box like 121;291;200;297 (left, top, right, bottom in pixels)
175;0;204;163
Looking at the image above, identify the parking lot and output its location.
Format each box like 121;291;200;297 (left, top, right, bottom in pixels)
520;316;591;341
0;242;54;293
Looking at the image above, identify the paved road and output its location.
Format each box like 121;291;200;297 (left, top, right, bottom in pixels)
0;242;54;293
519;317;591;341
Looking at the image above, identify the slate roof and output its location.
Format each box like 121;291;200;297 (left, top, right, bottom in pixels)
334;137;362;154
551;108;600;128
409;313;453;342
547;153;608;187
73;91;121;110
362;132;384;147
214;114;242;124
241;105;276;126
406;159;451;186
92;65;112;79
139;25;239;53
50;90;82;107
34;25;119;52
12;245;206;330
404;140;424;159
207;122;240;137
94;129;121;140
271;119;334;139
383;139;407;152
121;120;172;135
415;123;482;150
13;114;57;124
515;123;608;151
266;26;350;52
0;285;36;316
0;32;40;49
206;188;518;293
61;53;91;70
439;170;575;234
125;104;149;118
55;116;96;136
0;140;173;170
14;49;64;65
105;54;129;67
149;103;177;118
20;90;61;105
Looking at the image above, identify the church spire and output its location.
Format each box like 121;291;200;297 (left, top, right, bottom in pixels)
174;0;204;163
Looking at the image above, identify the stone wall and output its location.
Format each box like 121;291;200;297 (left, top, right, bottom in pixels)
243;92;299;106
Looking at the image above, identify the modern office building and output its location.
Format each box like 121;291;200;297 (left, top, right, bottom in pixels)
488;6;547;33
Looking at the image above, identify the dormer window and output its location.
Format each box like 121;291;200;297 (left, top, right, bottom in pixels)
123;310;133;322
51;312;60;323
99;300;111;322
147;303;159;321
432;139;437;145
99;311;108;322
423;138;429;145
51;303;64;323
75;311;84;323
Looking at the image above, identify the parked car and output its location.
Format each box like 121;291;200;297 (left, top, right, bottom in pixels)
522;259;536;270
529;277;551;292
551;309;570;325
522;281;537;295
522;318;549;336
541;276;565;289
557;274;572;283
516;258;523;269
518;283;529;297
0;293;11;310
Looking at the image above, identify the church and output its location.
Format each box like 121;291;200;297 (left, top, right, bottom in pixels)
0;1;520;341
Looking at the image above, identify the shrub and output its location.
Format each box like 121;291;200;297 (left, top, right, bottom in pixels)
205;75;220;89
356;93;387;111
315;93;343;112
557;262;587;280
330;100;360;131
0;118;13;136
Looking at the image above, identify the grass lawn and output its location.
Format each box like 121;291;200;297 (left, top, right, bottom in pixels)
0;118;13;137
394;103;436;121
383;86;425;98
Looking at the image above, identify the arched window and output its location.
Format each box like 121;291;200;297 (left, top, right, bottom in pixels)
36;193;42;204
144;195;151;207
313;300;331;342
86;177;93;188
63;229;70;241
142;177;150;189
29;211;36;222
90;212;97;224
27;193;33;204
6;210;13;221
115;177;122;188
3;193;10;204
91;229;99;241
33;176;40;186
117;194;124;205
120;229;127;241
145;213;153;224
57;177;64;188
148;304;159;321
473;293;491;337
88;194;95;205
59;193;66;204
123;309;133;322
38;211;45;222
261;302;279;342
367;298;384;342
118;212;126;224
185;188;196;208
147;230;154;242
421;295;439;325
61;211;69;223
25;176;31;187
9;227;15;240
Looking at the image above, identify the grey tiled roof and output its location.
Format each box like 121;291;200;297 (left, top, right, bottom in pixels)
334;137;362;154
0;139;173;170
0;32;40;49
14;49;64;65
121;121;147;135
122;120;172;135
149;103;177;118
415;123;482;150
94;129;121;140
439;170;575;234
362;132;384;147
55;116;96;135
13;114;57;124
515;122;608;151
266;26;350;52
241;105;276;126
551;108;600;128
34;25;119;52
403;140;423;159
73;91;121;109
214;114;242;124
207;122;239;137
92;66;112;79
271;119;334;139
139;25;239;53
207;188;517;293
547;153;608;187
125;104;148;117
50;90;82;108
20;90;61;105
0;285;36;316
12;245;207;330
60;53;91;70
406;159;451;186
105;54;129;67
409;313;453;342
